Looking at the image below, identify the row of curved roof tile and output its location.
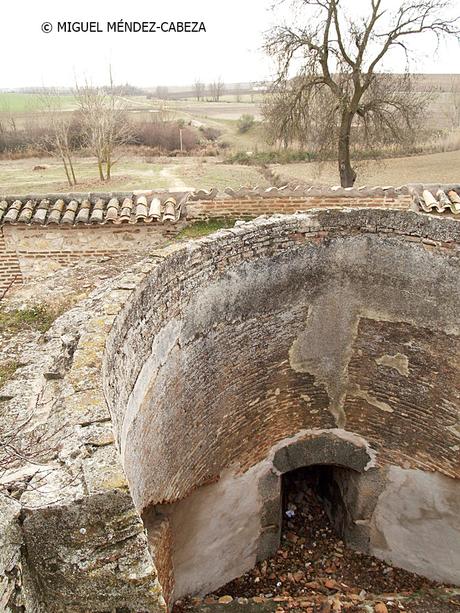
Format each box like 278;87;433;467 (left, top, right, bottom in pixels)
0;195;185;225
417;189;460;215
190;185;413;200
0;184;458;225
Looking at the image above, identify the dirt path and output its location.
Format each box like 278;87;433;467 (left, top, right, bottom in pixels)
160;164;191;189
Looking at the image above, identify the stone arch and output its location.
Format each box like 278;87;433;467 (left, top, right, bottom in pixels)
255;431;381;569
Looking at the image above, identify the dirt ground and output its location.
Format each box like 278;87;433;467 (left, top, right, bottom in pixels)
174;468;460;613
0;155;268;194
2;147;460;196
276;149;460;187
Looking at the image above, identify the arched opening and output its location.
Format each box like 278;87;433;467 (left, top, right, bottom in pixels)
208;463;365;601
282;464;356;548
209;462;459;607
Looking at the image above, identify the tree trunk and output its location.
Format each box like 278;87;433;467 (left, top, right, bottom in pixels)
97;157;105;181
67;155;77;185
338;111;356;188
61;156;72;187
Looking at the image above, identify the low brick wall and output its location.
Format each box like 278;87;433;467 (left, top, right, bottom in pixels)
186;194;411;219
0;223;184;290
0;192;413;293
0;229;22;294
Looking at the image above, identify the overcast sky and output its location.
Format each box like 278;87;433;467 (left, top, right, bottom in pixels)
1;0;459;89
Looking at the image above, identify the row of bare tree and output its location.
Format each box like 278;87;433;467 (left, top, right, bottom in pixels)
40;71;132;186
193;78;225;102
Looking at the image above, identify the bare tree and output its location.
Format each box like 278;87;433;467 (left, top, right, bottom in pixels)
444;76;460;129
208;78;225;102
194;79;204;101
37;89;78;187
264;0;460;186
156;85;170;100
0;99;17;134
235;83;242;103
75;70;132;181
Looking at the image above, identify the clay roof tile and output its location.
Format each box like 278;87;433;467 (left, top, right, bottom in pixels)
4;200;22;223
148;197;161;221
162;197;177;223
135;196;148;221
90;199;105;224
75;199;91;224
62;200;79;224
48;199;65;224
0;200;9;223
32;199;50;224
105;198;120;223
119;197;133;223
18;200;36;223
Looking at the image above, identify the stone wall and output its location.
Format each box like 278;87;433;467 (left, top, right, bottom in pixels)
0;223;183;286
0;191;412;292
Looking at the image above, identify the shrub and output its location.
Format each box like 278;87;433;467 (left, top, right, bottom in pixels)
224;150;315;165
132;121;200;151
200;126;222;141
237;114;255;134
0;117;84;155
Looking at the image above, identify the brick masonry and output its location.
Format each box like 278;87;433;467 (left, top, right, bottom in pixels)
0;228;23;294
186;194;411;219
0;223;184;290
100;208;459;596
0;194;412;293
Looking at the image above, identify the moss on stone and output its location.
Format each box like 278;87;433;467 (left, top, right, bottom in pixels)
0;359;20;387
0;304;60;334
176;218;238;239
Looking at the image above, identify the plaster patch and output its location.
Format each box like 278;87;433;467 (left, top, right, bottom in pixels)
370;467;460;585
289;291;360;428
351;384;394;413
376;353;409;377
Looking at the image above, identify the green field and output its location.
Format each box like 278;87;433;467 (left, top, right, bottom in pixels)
0;93;76;113
1;81;460;193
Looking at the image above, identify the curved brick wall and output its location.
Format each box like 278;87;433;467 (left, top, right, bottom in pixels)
105;209;459;504
103;208;460;595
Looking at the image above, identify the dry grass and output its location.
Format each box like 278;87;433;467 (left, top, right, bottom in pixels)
0;155;268;193
176;218;239;239
0;305;60;335
276;149;460;186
